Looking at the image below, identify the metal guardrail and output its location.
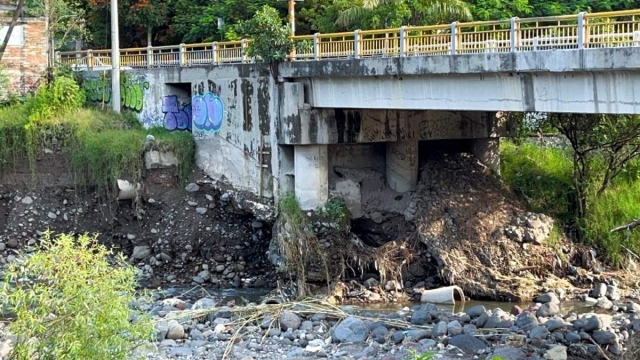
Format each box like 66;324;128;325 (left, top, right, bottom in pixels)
57;10;640;69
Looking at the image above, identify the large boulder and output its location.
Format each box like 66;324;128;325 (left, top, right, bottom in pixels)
332;317;368;343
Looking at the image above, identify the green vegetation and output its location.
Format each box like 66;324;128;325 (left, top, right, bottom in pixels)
0;232;153;359
277;194;330;298
0;75;195;197
315;197;350;228
501;140;640;266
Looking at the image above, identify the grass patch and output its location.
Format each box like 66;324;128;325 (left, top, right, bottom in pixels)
501;140;640;267
0;76;195;197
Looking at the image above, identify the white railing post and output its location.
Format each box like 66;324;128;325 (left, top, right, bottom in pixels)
510;17;519;52
178;43;185;66
533;37;539;51
450;22;458;55
313;33;319;60
212;42;218;64
400;26;406;56
147;45;152;68
577;12;587;49
634;31;640;46
354;30;360;59
241;39;247;63
86;49;92;70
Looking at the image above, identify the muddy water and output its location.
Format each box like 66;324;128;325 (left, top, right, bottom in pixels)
156;287;598;316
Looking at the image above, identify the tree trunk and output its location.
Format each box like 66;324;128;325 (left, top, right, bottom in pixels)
0;0;26;62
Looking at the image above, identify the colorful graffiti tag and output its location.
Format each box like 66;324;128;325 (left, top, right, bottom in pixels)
83;76;149;113
192;92;224;133
162;95;192;131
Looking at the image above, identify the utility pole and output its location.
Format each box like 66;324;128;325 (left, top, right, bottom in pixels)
110;0;120;113
288;0;295;35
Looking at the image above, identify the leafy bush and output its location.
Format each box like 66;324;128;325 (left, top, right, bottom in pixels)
0;232;153;360
315;197;350;228
501;140;640;266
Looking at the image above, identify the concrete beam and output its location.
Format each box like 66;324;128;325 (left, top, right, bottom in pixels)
386;140;418;192
279;48;640;78
294;145;329;210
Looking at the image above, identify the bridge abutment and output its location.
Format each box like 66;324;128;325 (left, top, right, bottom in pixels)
386;140;419;192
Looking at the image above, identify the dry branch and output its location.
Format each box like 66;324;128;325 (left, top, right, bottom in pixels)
610;219;640;233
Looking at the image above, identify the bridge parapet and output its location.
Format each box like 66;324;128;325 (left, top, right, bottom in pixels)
58;10;640;70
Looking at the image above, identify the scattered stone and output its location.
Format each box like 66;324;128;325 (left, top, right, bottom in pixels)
195;207;208;215
448;334;487;354
185;183;200;192
535;292;560;305
536;302;560;317
279;311;301;331
465;305;486;318
132;246;151;260
410;310;431;325
447;320;463;336
21;196;33;205
591;283;607;298
332;317;368;343
592;330;616;345
544;346;567;360
166;320;185;340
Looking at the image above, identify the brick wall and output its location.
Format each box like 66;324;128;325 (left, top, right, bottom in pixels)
0;17;47;95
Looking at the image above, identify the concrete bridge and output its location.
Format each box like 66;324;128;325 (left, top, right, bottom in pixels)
60;9;640;213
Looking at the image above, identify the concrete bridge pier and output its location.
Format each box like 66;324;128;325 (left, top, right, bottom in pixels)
386;140;419;192
294;144;329;210
472;138;501;175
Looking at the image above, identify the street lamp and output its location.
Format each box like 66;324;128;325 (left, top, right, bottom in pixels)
280;0;303;36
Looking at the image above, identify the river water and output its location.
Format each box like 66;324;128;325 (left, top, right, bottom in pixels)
155;286;598;316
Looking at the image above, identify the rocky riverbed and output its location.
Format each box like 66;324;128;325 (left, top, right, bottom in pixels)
134;283;640;360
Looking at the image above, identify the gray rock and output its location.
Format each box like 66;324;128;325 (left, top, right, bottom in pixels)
155;321;169;341
535;292;560;305
332;317;368;343
491;347;528;360
459;314;471;323
606;285;620;301
371;326;388;339
47;212;57;219
21;196;33;205
544;346;567;360
433;321;448;337
595;297;614;310
447;320;463;336
466;305;486;318
392;331;405;344
169;347;193;357
405;329;430;341
166;320;185;340
463;324;477;335
267;328;281;337
190;329;204;341
448;334;487;354
192;297;216;310
196;207;208;215
574;315;604;332
411;310;431;325
530;326;550;339
132;246;151;259
591;283;607;298
279;311;301;331
592;330;616;345
300;320;313;331
544;318;566;332
185;183;200;192
515;312;539;328
536;302;560;317
419;339;436;349
566;332;581;343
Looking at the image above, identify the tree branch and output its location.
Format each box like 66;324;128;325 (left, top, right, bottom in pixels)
610;219;640;233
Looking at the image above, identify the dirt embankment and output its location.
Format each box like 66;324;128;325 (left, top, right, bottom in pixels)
0;151;276;289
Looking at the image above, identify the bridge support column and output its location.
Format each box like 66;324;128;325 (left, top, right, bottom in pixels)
386;140;418;192
294;144;329;210
471;138;500;175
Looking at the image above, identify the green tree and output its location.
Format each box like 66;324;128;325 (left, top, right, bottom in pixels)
336;0;472;29
239;5;307;78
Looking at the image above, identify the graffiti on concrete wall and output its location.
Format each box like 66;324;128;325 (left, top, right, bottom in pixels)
162;95;192;132
192;82;225;136
83;75;150;113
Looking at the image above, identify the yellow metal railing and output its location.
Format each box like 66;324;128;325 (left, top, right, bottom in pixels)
57;9;640;69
